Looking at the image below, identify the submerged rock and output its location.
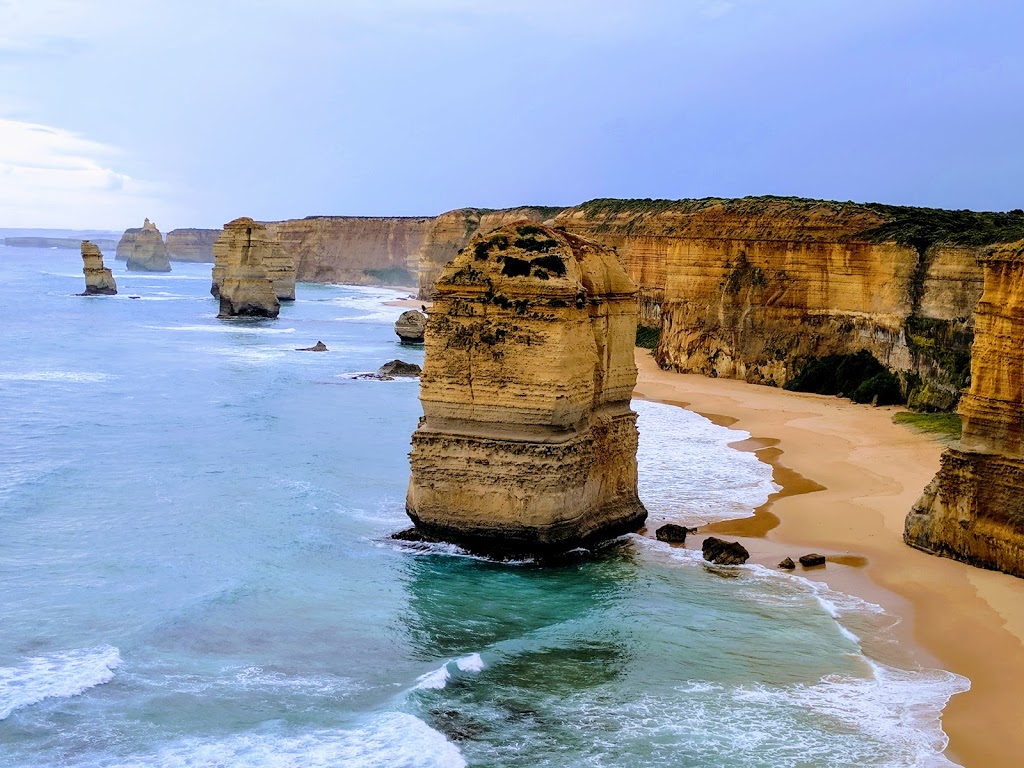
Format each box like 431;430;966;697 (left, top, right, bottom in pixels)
655;524;691;543
799;553;826;567
121;218;171;272
79;241;117;295
406;222;647;556
214;218;281;319
701;537;749;565
378;360;421;377
395;310;427;344
296;341;329;352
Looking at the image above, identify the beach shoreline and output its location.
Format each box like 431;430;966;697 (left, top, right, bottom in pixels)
633;350;1024;768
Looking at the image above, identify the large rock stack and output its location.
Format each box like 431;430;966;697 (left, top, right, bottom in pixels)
905;240;1024;576
79;241;117;295
405;222;647;555
212;219;294;302
119;218;171;272
213;217;282;318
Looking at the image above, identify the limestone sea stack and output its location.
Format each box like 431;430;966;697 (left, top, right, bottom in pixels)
395;309;427;344
214;217;281;318
212;219;294;301
120;218;171;272
905;240;1024;576
405;222;647;555
79;241;117;295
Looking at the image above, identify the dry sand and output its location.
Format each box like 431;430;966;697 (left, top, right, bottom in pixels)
634;350;1024;767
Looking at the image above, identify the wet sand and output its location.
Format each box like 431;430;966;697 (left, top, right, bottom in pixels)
634;350;1024;767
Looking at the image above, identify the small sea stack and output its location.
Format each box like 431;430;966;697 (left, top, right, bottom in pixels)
395;310;427;344
213;217;281;318
405;222;647;555
119;218;171;272
79;241;117;295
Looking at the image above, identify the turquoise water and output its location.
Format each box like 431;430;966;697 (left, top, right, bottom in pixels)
0;245;967;766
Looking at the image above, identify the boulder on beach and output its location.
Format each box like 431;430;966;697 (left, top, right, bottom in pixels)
799;553;826;567
395;309;427;344
778;557;796;569
655;524;691;543
297;341;329;352
701;536;750;565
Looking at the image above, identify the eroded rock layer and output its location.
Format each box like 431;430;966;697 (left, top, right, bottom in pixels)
166;229;221;262
80;241;117;295
212;220;294;301
905;240;1024;576
406;222;647;554
120;219;171;272
214;217;281;318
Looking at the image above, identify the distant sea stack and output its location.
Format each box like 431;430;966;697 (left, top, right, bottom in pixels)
405;222;647;555
166;228;221;263
118;219;171;272
79;241;117;295
214;217;281;318
212;219;294;302
905;239;1024;577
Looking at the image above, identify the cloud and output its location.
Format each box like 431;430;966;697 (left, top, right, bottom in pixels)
0;117;171;228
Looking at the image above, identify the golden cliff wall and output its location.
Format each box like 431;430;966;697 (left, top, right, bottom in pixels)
406;222;646;554
166;229;221;263
905;240;1024;576
265;216;434;285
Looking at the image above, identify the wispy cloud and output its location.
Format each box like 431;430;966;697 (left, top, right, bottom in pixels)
0;118;169;228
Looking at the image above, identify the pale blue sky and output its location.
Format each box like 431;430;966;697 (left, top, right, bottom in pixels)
0;0;1021;229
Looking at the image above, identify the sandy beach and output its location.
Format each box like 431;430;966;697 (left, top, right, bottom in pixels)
634;351;1024;767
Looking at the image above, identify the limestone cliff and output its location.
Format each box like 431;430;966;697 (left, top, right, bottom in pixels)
212;220;294;302
265;216;434;285
119;219;171;272
214;217;281;318
166;229;221;262
406;222;647;554
415;207;564;300
550;198;1023;409
905;240;1024;576
79;241;117;295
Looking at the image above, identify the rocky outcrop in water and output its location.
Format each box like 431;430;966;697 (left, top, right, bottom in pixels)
395;310;427;344
212;219;294;302
378;360;421;377
214;217;281;318
701;537;750;565
79;241;117;295
905;240;1024;577
119;219;171;272
166;229;221;262
406;222;647;555
296;341;328;352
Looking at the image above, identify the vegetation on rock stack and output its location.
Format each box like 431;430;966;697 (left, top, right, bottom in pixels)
785;350;904;405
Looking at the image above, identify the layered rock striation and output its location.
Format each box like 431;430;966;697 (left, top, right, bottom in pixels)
119;219;171;272
214;217;282;318
905;240;1024;576
212;219;294;302
406;222;647;554
79;241;117;295
166;229;221;262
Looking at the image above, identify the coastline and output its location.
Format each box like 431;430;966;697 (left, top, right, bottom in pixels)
633;350;1024;768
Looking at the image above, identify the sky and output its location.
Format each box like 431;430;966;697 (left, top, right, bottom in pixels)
0;0;1021;229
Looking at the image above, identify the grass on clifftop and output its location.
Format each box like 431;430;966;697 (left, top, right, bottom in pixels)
893;411;962;442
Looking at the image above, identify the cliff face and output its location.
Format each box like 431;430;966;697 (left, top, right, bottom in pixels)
120;219;171;272
79;241;116;295
212;220;294;301
265;216;433;286
415;207;564;300
552;198;991;409
166;229;221;263
406;222;646;554
905;240;1024;576
214;217;281;318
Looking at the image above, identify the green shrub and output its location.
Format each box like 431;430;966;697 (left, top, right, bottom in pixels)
636;326;660;349
785;350;905;405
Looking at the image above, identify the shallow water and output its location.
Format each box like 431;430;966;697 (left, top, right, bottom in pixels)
0;245;967;766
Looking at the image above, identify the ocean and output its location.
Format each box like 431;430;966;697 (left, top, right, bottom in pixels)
0;242;967;767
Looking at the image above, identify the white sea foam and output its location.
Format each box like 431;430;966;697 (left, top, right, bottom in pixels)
415;653;486;690
145;325;297;334
0;645;121;720
94;712;465;768
634;399;779;525
0;371;113;383
454;653;484;673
